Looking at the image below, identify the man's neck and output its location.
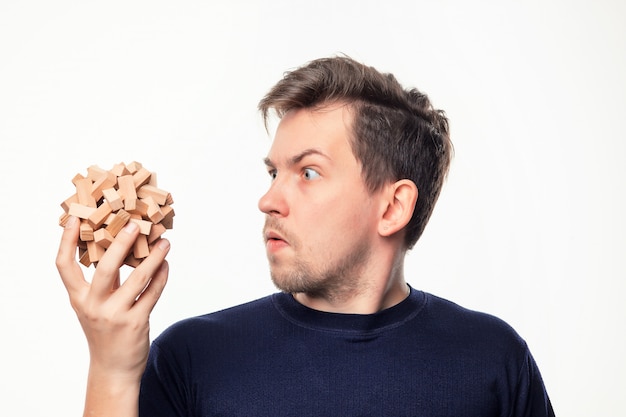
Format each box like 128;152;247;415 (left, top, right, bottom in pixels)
292;251;410;314
292;279;410;314
287;236;411;314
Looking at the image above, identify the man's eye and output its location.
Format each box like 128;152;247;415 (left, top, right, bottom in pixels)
268;170;277;180
303;168;320;180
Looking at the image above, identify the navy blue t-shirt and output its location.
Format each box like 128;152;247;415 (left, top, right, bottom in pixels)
139;287;554;416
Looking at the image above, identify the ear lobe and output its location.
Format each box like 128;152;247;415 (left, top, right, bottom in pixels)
379;179;418;238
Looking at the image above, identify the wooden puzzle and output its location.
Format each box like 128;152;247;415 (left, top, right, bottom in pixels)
59;161;174;267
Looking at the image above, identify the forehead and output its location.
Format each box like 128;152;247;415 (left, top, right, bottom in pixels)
267;104;356;164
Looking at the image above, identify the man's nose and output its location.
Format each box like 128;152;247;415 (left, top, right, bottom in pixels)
258;176;289;217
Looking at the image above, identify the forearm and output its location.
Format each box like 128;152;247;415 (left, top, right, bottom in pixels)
83;365;142;417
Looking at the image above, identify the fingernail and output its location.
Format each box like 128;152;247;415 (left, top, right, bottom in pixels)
123;221;138;233
65;216;77;229
157;239;170;251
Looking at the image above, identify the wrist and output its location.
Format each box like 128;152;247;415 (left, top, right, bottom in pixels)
87;360;144;388
84;365;142;417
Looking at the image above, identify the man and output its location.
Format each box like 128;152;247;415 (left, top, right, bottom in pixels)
57;56;554;416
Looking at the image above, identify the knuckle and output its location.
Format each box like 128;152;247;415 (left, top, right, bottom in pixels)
131;266;149;281
67;294;84;314
55;251;69;270
94;262;116;277
81;304;118;328
55;257;64;272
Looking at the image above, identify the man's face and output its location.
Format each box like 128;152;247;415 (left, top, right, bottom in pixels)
259;104;383;296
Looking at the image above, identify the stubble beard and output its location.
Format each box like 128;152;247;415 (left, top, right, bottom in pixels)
268;236;372;300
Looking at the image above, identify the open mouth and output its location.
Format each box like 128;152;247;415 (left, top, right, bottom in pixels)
264;230;288;252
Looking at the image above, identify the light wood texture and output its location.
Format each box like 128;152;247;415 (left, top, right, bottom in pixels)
59;161;174;267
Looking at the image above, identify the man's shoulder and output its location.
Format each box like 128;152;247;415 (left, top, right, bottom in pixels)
153;294;277;345
423;292;514;326
419;291;527;352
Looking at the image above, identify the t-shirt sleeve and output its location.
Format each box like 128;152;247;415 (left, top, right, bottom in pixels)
139;341;191;417
509;346;555;417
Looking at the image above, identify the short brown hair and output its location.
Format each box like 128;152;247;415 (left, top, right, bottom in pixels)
259;56;453;249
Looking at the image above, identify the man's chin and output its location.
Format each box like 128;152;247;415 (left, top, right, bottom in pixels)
270;273;294;293
270;270;308;294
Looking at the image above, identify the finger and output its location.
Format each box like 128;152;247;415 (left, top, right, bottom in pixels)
90;221;140;297
118;239;170;309
55;216;87;294
134;259;169;315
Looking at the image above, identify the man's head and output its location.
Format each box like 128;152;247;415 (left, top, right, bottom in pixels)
259;56;453;250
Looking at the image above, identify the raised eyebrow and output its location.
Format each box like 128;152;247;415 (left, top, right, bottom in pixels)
290;148;330;165
263;148;330;170
263;157;275;169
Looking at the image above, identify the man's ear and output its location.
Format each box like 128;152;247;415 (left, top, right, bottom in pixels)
378;179;418;237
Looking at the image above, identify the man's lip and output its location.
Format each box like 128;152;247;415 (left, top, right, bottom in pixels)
265;230;287;243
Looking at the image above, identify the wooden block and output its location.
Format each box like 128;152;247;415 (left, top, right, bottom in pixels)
80;221;94;241
117;175;137;211
87;201;112;229
124;254;141;268
133;234;150;259
87;165;107;182
68;203;97;220
127;198;148;217
103;213;116;225
132;167;152;188
76;178;97;207
58;212;71;227
137;184;169;205
91;171;117;201
142;196;164;224
147;223;166;244
126;161;142;174
60;193;78;213
71;173;86;186
129;217;152;235
147;205;164;224
87;240;105;262
160;205;175;229
148;171;158;186
79;248;91;267
109;162;130;177
93;228;114;249
102;187;124;211
165;193;174;205
105;209;131;237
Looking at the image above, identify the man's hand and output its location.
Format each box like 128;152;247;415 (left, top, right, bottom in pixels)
56;216;170;416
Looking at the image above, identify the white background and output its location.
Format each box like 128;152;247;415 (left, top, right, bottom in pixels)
1;1;624;415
